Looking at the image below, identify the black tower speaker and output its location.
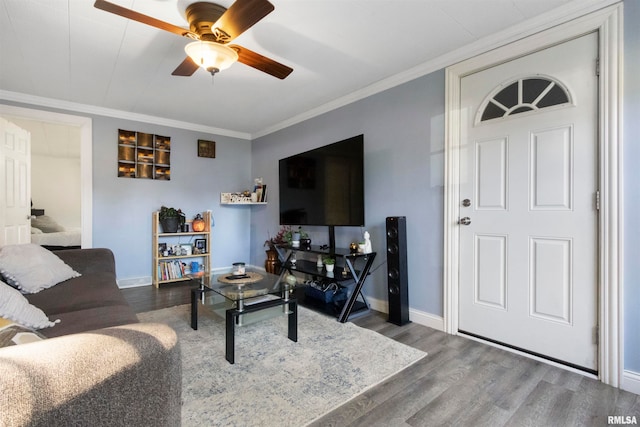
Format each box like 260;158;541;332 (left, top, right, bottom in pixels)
386;216;410;325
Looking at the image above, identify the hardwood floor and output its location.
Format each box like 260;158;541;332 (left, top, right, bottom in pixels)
122;284;640;426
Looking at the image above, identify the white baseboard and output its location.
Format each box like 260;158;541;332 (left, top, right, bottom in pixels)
118;266;231;289
366;296;444;331
622;370;640;395
408;308;445;331
366;296;388;314
117;276;152;288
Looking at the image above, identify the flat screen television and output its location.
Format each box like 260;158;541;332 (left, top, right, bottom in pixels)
279;134;364;231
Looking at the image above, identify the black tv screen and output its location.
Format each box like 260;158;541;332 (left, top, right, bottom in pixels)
279;135;364;226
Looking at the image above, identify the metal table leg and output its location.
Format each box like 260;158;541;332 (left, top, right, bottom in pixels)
191;287;200;330
224;297;298;364
226;308;236;364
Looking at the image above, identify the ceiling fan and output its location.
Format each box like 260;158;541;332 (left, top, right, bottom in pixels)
94;0;293;79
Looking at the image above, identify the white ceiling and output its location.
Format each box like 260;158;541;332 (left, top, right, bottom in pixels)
6;117;81;158
0;0;612;139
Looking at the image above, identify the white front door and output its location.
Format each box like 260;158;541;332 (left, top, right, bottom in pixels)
0;117;31;245
458;33;598;371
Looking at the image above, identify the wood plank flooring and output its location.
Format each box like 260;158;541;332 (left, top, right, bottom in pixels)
122;283;640;426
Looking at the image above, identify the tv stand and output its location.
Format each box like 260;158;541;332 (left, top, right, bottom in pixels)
275;245;376;322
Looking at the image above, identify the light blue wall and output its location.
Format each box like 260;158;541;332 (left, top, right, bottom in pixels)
1;101;254;280
623;0;640;372
251;72;445;315
90;117;253;279
251;0;640;372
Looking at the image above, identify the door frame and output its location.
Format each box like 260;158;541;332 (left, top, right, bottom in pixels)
0;105;93;249
443;4;623;386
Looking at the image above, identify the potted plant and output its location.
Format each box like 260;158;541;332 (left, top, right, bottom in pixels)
276;225;294;245
285;226;309;248
267;225;310;247
159;206;185;233
323;256;335;272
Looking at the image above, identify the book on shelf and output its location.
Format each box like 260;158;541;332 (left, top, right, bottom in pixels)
260;184;267;202
158;260;185;281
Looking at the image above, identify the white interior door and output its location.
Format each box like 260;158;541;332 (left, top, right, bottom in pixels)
0;117;31;245
458;33;598;371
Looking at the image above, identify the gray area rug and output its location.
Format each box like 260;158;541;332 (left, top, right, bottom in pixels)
139;304;426;427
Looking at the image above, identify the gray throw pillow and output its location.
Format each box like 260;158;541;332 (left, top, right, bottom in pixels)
0;244;81;294
0;280;58;329
31;215;65;233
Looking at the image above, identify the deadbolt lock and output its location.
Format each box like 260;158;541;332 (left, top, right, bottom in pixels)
462;199;471;207
459;217;471;225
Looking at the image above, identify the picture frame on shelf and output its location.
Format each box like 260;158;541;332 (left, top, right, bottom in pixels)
194;238;207;254
158;243;168;256
180;244;192;256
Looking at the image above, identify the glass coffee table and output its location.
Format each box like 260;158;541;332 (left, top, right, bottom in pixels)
190;268;297;364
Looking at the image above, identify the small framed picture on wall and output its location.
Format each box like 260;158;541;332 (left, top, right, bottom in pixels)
197;139;216;158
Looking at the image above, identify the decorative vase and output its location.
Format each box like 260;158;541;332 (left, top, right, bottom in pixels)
292;232;300;248
265;249;281;274
192;214;205;232
160;217;179;233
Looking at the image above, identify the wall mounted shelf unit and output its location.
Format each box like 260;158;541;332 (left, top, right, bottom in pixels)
118;129;170;180
220;192;267;205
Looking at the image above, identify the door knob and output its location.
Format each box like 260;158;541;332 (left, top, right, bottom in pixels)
459;217;471;225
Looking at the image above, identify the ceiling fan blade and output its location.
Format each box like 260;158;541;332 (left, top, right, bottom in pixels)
171;57;200;77
94;0;197;39
230;45;293;80
213;0;275;42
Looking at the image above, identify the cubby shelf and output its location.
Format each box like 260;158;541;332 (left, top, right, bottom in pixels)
118;129;171;180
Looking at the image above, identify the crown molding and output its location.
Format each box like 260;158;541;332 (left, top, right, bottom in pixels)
252;0;620;139
0;90;251;140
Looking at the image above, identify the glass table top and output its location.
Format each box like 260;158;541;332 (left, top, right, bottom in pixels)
197;267;291;302
194;267;295;327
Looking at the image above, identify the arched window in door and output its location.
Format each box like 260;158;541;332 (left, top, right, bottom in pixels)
477;76;572;123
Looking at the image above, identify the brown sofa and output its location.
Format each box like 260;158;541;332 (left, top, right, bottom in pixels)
0;248;182;426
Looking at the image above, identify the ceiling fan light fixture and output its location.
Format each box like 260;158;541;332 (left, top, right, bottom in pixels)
185;41;238;74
